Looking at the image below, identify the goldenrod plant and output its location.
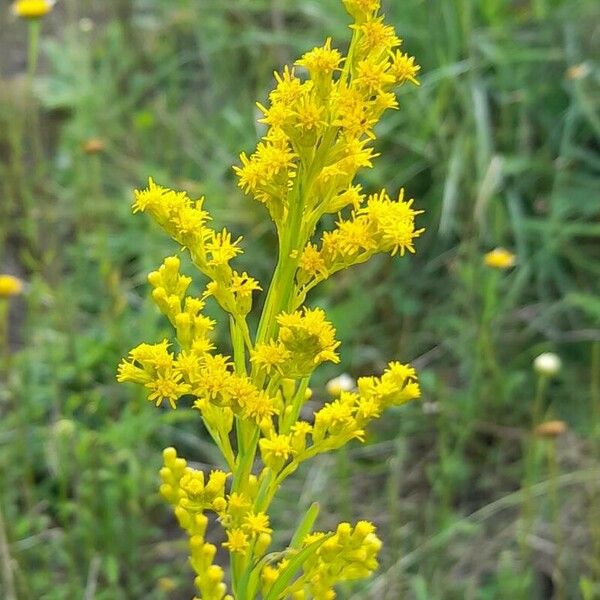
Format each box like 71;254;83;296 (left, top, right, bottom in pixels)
118;1;423;597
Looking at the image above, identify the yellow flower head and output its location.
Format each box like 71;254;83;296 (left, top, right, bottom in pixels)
223;528;250;554
230;272;261;298
484;247;516;269
226;492;251;515
132;177;167;214
299;243;328;279
241;390;278;424
296;38;343;78
195;353;233;400
117;340;193;408
353;16;402;54
13;0;54;18
355;361;420;418
145;371;190;409
355;57;395;93
242;511;272;536
343;0;380;22
206;230;243;267
390;51;421;86
259;433;294;471
0;274;24;298
276;307;341;376
251;340;291;375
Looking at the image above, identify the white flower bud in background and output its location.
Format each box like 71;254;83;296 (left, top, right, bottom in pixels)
79;18;95;33
533;352;561;377
325;373;356;397
422;401;440;415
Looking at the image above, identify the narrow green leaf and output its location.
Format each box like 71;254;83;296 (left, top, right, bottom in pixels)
290;502;320;549
241;550;287;600
254;468;274;512
264;535;332;600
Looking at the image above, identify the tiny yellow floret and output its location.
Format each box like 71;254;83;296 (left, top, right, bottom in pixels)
223;528;250;554
243;512;273;536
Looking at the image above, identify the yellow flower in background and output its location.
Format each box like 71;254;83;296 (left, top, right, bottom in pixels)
0;274;24;298
484;247;516;269
12;0;54;18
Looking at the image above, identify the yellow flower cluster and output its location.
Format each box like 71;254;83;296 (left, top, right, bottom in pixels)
261;521;382;599
160;447;389;600
133;179;260;322
252;307;340;378
297;189;424;298
258;362;420;475
160;448;233;600
232;0;420;237
118;0;423;597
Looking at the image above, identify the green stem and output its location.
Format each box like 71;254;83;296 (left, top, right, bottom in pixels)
231;420;260;594
532;0;547;19
531;375;547;429
27;19;41;82
230;316;247;375
235;314;254;353
0;301;8;377
281;377;309;433
231;552;245;598
520;375;547;561
590;341;600;582
232;422;260;494
203;418;235;471
0;502;17;600
254;221;301;352
547;440;563;600
591;342;600;442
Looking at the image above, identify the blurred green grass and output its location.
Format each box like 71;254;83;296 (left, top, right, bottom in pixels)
0;0;599;598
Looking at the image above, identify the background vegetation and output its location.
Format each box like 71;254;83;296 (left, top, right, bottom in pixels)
1;0;599;598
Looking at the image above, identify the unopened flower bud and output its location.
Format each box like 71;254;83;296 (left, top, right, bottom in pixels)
533;352;561;377
535;420;567;438
255;533;272;555
212;497;227;513
326;373;355;397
